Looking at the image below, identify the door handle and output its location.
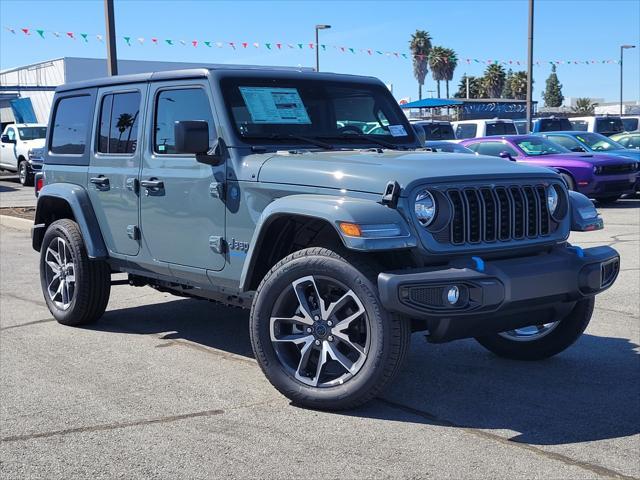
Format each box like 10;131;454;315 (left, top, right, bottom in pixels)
140;179;164;189
90;176;110;190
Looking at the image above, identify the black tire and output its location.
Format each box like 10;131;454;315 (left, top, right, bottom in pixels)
18;159;33;187
250;247;410;410
475;297;594;361
559;172;575;191
39;219;111;326
595;195;621;204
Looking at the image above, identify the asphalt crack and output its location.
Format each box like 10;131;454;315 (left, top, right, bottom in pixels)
376;398;639;480
0;317;55;331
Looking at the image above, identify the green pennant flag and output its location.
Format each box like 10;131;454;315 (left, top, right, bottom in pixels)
297;43;303;49
321;44;326;50
376;50;382;55
165;39;173;45
401;53;407;59
80;33;88;42
265;43;271;49
36;29;45;39
123;36;131;46
204;41;212;47
349;47;355;53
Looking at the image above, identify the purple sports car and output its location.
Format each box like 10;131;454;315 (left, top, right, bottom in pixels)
460;135;639;203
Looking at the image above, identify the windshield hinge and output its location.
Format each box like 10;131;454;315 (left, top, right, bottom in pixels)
380;181;401;208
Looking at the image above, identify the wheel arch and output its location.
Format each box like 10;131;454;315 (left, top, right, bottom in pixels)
239;194;417;292
32;183;108;259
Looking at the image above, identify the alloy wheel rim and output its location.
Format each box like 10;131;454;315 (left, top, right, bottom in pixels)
498;322;560;342
270;275;370;388
19;163;26;184
44;237;76;310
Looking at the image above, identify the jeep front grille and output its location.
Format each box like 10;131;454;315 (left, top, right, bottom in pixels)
446;185;552;245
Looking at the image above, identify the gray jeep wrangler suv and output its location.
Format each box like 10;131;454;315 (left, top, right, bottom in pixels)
32;66;620;410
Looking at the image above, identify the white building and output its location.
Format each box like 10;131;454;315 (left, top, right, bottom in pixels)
0;57;232;129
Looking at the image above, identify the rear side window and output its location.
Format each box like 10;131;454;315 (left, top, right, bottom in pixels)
622;118;638;132
539;118;572;132
97;91;141;154
486;122;516;136
570;120;588;131
154;88;215;155
455;124;477;139
595;118;624;136
50;95;92;155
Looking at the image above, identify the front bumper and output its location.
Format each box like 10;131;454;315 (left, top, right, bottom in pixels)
378;245;619;342
578;172;638;196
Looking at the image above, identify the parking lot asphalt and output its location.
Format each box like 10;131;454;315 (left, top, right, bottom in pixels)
1;174;639;479
0;174;37;209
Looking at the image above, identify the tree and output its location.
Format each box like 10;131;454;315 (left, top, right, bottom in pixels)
442;48;458;98
502;69;514;98
482;64;506;98
428;46;448;98
543;65;564;107
572;97;597;114
409;30;432;100
454;74;482;99
510;71;528;100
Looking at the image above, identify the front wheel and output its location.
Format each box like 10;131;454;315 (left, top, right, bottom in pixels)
475;298;594;361
250;247;410;410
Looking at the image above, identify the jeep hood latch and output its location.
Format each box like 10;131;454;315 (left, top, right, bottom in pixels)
380;181;401;208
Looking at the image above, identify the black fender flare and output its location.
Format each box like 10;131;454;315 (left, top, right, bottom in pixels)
32;183;108;259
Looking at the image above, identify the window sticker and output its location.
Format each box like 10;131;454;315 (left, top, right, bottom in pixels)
388;124;408;137
239;87;311;124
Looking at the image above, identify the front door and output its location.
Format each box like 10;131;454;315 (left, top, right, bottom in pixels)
87;86;144;256
139;81;226;271
0;126;17;169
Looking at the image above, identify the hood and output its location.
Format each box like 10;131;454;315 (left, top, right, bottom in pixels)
20;138;46;149
603;149;640;161
538;152;637;166
257;150;557;195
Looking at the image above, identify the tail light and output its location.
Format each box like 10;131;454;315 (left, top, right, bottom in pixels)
35;173;44;197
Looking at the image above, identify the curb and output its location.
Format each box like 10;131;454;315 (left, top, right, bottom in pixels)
0;215;33;231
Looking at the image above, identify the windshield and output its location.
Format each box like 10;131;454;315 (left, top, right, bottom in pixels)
419;123;455;140
515;137;569;156
574;132;624;151
17;127;47;140
220;77;416;148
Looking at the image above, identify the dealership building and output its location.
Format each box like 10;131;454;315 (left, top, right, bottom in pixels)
0;57;223;130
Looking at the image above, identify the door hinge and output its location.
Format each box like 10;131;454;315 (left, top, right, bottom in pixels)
209;181;226;199
127;225;140;240
209;236;226;254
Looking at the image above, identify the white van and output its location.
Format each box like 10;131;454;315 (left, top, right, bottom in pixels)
621;116;640;133
452;118;517;140
569;115;625;137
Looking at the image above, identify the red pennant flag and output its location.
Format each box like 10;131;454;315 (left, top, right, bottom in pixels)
66;32;74;39
21;28;30;35
242;42;248;48
367;49;372;55
276;43;282;49
309;43;314;49
192;40;198;47
151;37;158;44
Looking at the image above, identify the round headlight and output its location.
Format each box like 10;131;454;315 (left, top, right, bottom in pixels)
415;190;436;227
547;185;559;216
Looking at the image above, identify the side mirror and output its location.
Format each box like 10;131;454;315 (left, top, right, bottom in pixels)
174;120;225;166
1;134;15;144
499;151;515;161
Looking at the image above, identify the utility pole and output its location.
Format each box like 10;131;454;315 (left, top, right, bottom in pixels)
526;0;534;133
104;0;118;76
620;44;636;115
466;76;470;99
315;24;331;72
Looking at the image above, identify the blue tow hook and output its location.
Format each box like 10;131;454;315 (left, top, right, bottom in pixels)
471;256;485;272
567;246;585;258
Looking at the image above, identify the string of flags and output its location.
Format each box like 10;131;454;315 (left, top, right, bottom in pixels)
4;26;622;66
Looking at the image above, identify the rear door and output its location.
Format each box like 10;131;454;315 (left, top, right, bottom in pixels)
88;86;145;256
139;80;226;271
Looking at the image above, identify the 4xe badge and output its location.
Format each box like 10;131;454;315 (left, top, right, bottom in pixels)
229;238;249;253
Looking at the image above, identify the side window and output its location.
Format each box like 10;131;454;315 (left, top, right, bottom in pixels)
154;88;215;155
97;92;141;154
476;142;514;157
456;124;477;139
6;128;16;141
486;122;516;136
51;95;92;155
548;135;582;151
570;120;588;131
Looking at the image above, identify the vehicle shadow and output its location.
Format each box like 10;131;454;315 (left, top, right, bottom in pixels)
0;183;19;193
597;197;640;209
92;297;639;446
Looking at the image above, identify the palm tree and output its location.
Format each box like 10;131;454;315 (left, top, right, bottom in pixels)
442;48;458;98
482;64;506;98
572;97;597;114
409;30;432;100
510;71;529;100
428;46;448;98
115;113;134;153
454;74;482;99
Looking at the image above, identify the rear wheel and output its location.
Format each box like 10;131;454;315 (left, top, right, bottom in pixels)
250;247;410;410
475;298;594;360
559;172;575;191
18;159;33;186
40;219;111;326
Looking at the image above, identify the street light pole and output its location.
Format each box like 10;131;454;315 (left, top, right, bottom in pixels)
315;24;331;72
620;44;636;116
104;0;118;76
526;0;534;133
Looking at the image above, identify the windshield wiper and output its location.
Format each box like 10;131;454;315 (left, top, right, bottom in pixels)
325;133;402;150
248;134;334;150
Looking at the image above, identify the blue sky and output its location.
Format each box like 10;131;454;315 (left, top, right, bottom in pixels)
1;0;639;104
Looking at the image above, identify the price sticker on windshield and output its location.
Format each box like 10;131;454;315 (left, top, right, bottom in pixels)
239;87;311;124
388;125;408;137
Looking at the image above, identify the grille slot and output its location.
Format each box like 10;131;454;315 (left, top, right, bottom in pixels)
409;286;445;307
447;184;552;245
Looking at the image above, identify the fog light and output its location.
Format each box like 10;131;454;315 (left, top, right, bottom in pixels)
447;286;460;305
